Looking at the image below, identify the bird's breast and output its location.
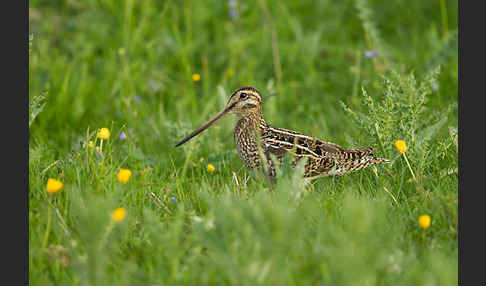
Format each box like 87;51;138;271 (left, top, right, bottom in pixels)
234;119;262;169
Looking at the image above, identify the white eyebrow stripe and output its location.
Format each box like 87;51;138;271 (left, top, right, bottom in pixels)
247;90;261;101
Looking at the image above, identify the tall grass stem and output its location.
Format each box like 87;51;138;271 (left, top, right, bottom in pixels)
402;153;417;182
41;198;52;249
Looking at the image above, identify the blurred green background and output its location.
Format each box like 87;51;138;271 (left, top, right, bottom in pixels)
29;0;457;285
29;0;457;152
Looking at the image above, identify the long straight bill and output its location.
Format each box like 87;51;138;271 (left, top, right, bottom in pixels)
174;108;230;147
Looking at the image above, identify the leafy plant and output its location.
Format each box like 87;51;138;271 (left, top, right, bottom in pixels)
29;93;46;128
341;66;451;173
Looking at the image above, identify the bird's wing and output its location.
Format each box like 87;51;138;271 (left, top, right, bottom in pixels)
261;125;345;158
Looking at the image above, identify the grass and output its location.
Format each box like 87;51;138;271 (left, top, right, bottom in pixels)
29;0;458;285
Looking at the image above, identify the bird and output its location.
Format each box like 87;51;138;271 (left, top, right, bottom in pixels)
175;86;389;179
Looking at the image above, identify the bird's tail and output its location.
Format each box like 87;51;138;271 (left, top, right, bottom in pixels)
350;147;389;164
369;156;390;164
346;147;389;173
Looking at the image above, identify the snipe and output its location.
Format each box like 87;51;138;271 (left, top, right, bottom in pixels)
175;86;389;179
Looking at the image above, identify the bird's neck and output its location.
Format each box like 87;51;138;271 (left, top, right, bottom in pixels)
236;109;267;133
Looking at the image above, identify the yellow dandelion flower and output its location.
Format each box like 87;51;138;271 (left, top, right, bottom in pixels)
395;140;407;153
192;73;201;82
112;207;127;223
207;164;215;173
46;178;63;194
418;214;431;229
118;47;126;56
97;128;111;140
117;168;132;183
88;141;95;148
395;139;418;182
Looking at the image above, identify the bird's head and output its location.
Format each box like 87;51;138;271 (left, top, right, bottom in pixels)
225;86;262;116
175;86;262;147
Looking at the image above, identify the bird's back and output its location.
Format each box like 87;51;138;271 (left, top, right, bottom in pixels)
260;125;389;178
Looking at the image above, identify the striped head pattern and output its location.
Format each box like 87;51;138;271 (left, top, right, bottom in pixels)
174;86;262;147
226;86;262;115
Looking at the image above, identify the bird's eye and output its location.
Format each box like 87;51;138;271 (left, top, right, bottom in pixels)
240;93;248;99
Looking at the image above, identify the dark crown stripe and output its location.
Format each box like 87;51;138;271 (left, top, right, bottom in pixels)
231;86;262;101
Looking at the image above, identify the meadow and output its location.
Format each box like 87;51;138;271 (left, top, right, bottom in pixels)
29;0;458;285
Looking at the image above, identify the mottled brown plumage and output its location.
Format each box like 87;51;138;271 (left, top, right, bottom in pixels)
175;86;389;179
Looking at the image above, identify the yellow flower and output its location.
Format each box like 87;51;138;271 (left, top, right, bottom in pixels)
418;214;431;229
207;164;215;173
97;128;111;140
192;73;201;82
88;141;95;148
395;140;407;153
118;47;126;56
112;207;127;223
46;178;63;194
117;168;132;183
